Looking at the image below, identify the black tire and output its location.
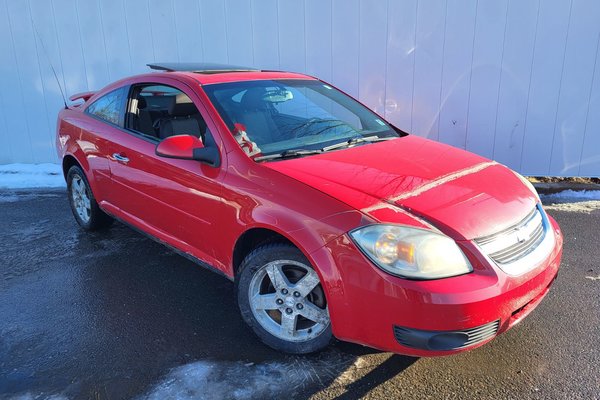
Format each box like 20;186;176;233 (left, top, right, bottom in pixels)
236;243;332;354
66;165;113;231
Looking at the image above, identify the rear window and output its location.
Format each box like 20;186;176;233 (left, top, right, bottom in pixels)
85;87;128;126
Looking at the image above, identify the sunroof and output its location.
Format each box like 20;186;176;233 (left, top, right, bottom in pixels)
147;62;260;74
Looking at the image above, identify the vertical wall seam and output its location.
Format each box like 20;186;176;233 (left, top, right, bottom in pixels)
463;0;480;150
121;0;134;73
197;1;204;61
275;0;281;68
518;0;541;172
576;29;600;176
435;0;449;140
0;0;15;161
27;0;54;158
547;0;573;175
96;0;111;83
329;0;333;82
409;0;418;133
382;0;389;118
148;0;157;62
357;0;361;99
5;0;35;162
50;0;68;98
249;0;255;66
0;89;9;161
171;0;181;62
491;0;510;160
222;0;230;63
75;0;91;89
303;0;307;73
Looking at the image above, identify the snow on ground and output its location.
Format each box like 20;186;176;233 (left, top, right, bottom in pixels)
540;190;600;213
0;164;65;189
140;353;355;400
540;189;600;201
6;352;361;400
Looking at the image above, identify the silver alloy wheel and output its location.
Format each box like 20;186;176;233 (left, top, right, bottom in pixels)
248;260;330;342
71;174;91;223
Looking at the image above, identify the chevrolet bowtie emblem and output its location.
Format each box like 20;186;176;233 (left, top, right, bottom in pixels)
516;228;530;243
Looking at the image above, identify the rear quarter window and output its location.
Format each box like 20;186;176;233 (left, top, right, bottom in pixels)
85;87;128;126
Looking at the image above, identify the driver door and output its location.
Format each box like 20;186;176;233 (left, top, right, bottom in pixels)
105;79;228;270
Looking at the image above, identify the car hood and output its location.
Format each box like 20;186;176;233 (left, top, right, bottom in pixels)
265;136;537;240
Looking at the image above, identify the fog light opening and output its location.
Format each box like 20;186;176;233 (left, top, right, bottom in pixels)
427;332;469;351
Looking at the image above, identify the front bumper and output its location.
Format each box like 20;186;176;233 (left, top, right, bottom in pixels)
310;215;563;357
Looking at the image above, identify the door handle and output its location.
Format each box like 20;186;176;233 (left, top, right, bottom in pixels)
112;153;129;163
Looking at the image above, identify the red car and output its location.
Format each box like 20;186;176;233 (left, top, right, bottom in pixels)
56;63;562;356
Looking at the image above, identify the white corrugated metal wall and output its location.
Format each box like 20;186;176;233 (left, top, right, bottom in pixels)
0;0;599;176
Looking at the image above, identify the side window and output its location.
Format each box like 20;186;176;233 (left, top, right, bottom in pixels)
85;87;127;126
125;84;212;144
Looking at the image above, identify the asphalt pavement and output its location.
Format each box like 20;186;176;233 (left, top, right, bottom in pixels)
0;190;598;400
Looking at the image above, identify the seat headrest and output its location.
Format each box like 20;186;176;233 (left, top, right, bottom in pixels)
137;96;147;109
240;88;268;111
169;93;197;117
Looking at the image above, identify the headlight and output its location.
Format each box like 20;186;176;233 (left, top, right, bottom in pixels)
349;225;472;280
512;171;539;200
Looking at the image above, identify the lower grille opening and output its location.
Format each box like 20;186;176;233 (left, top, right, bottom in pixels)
393;320;500;351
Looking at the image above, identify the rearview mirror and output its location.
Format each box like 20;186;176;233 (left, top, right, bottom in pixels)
155;135;220;167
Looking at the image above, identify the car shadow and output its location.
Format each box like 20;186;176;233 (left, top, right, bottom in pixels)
332;354;418;399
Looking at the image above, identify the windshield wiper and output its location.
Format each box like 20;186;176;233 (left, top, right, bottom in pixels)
321;136;396;152
254;148;323;162
254;136;397;162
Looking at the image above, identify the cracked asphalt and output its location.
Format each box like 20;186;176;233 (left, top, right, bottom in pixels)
0;189;599;399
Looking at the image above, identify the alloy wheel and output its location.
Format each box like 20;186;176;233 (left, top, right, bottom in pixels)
71;174;91;223
248;260;330;342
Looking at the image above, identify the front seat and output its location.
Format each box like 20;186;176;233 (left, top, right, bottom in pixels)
136;96;155;137
238;88;279;144
159;94;204;140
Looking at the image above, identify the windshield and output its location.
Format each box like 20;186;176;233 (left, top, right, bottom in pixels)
203;79;403;160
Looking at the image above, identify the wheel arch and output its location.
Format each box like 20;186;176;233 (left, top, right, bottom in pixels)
230;224;342;324
232;227;297;276
62;154;82;180
60;149;102;198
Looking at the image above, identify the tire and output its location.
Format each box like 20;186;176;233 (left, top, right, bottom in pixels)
66;165;113;231
236;243;332;354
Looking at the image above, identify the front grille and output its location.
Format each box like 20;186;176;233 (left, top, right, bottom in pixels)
475;207;545;265
393;320;500;351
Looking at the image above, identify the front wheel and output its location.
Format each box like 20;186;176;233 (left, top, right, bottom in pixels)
236;243;332;354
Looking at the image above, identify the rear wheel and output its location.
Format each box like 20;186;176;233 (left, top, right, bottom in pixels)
67;165;112;231
236;243;332;354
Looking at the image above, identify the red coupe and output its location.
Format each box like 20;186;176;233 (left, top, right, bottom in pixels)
56;63;562;356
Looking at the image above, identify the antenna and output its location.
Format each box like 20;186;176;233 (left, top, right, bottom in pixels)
30;17;68;109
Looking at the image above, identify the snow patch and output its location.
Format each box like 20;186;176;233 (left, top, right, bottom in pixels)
541;190;600;202
141;354;353;400
8;393;68;400
0;164;65;189
540;190;600;213
0;193;21;203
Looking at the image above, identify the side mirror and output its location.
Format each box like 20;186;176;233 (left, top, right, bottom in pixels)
155;135;220;167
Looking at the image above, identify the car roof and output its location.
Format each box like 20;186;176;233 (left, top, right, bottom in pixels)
143;62;316;85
